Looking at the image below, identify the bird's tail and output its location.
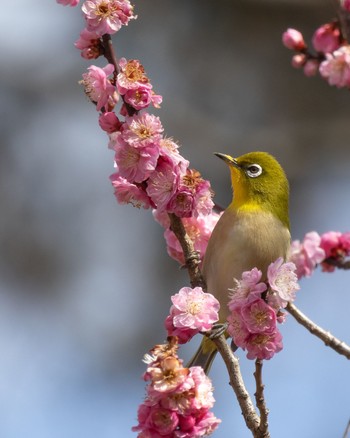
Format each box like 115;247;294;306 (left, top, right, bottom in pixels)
186;337;217;374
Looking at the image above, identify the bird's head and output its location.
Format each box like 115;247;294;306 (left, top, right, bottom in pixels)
215;151;290;229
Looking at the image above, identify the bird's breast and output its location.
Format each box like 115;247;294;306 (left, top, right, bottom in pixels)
202;208;290;319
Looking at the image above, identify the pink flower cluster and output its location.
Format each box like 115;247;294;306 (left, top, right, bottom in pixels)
227;258;299;360
117;58;162;111
289;230;350;276
320;231;350;271
59;0;215;265
59;0;136;59
165;287;220;344
82;0;136;36
109;112;214;217
289;231;326;278
133;338;221;437
282;22;350;88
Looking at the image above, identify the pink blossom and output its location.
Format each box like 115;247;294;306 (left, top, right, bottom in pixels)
320;231;342;258
57;0;79;6
114;140;159;183
267;257;300;307
289;231;326;278
134;404;179;436
98;111;122;133
158;137;189;172
82;0;136;36
164;315;199;344
146;357;189;394
227;309;250;348
110;173;153;209
167;187;194;218
81;64;117;111
228;268;267;310
117;58;152;93
320;231;350;272
176;411;221;438
312;23;341;54
169;287;220;332
121;113;163;147
319;45;350;88
146;160;180;211
123;87;163;110
246;328;283;360
187;366;215;411
282;28;306;51
340;232;350;253
166;170;213;218
241;298;277;334
74;28;101;59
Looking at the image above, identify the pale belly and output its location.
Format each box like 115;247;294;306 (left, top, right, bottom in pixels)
202;208;290;320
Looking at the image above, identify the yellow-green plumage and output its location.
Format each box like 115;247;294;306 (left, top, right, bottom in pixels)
188;151;291;372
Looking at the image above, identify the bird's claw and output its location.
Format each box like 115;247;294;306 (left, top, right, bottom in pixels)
206;322;228;340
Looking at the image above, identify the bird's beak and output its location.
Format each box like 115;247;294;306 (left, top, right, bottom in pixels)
214;153;240;169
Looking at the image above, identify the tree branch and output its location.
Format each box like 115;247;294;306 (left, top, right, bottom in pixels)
286;303;350;360
168;213;206;289
254;359;270;438
211;334;263;437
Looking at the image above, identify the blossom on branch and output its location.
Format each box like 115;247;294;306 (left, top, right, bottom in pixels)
289;231;325;278
75;28;102;59
282;28;306;51
82;0;136;36
117;58;162;110
319;45;350;88
312;23;341;54
110;174;153;209
133;338;221;437
227;259;299;360
81;63;117;111
267;257;300;307
320;231;350;271
167;287;219;333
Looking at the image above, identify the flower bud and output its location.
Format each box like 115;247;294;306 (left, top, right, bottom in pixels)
282;28;306;51
303;59;319;77
291;53;306;69
312;23;341;53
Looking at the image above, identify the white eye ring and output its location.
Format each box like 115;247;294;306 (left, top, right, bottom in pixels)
246;163;263;178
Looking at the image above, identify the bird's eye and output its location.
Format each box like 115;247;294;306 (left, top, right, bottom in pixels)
246;164;263;178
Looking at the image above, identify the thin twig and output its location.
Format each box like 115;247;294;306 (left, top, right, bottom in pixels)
254;360;270;438
343;418;350;438
324;257;350;270
287;303;350;360
211;334;262;436
168;213;206;289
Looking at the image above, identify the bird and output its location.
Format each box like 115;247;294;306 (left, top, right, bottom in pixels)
188;151;291;373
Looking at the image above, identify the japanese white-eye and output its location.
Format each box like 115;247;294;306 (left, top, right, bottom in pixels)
188;151;291;372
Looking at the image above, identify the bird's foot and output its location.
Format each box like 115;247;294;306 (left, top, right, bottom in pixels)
206;322;228;340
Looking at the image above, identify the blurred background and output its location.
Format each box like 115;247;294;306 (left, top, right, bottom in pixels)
1;1;349;437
